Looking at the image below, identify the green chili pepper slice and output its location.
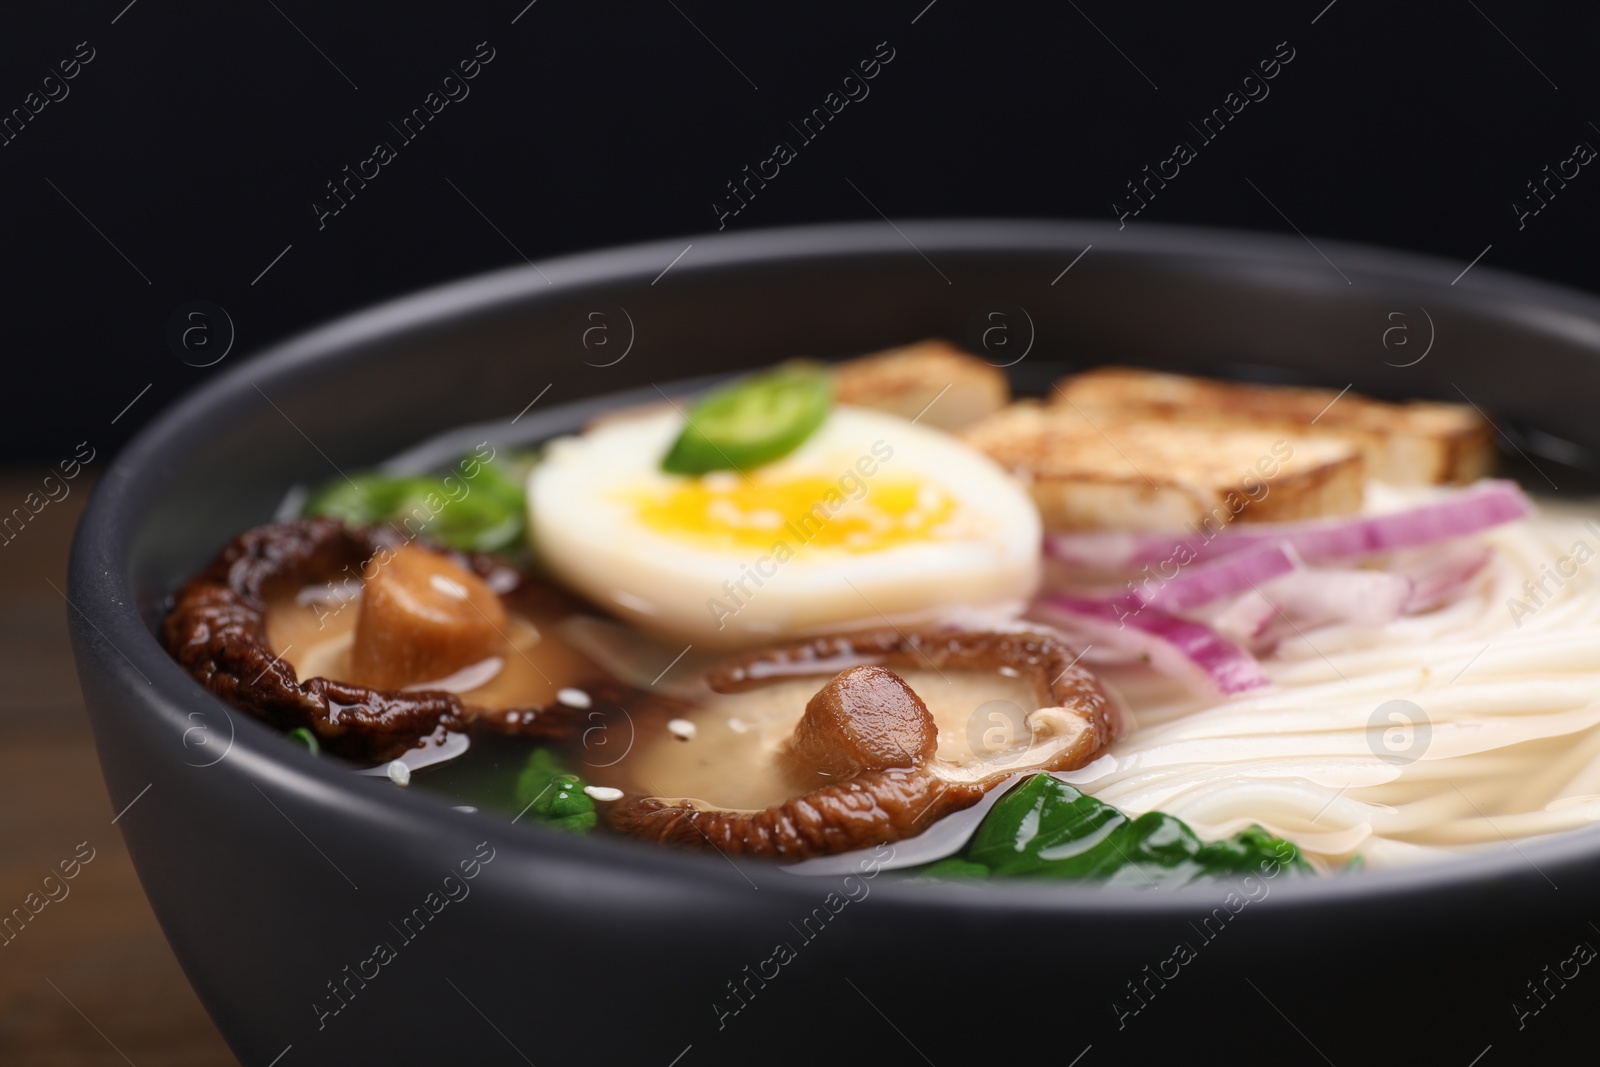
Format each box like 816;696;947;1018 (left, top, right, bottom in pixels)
661;362;833;475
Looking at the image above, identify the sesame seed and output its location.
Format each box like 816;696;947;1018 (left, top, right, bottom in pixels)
668;718;697;741
387;760;411;786
583;785;624;802
557;687;592;709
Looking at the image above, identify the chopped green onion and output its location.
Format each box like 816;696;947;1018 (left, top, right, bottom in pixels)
302;474;420;527
661;362;833;475
514;749;596;833
286;727;320;755
302;450;534;553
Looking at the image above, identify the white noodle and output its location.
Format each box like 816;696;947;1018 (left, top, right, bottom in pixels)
1063;491;1600;868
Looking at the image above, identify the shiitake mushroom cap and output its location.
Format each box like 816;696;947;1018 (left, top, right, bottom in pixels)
162;518;584;763
607;627;1115;860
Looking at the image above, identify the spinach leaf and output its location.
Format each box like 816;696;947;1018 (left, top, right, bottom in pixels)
941;774;1308;885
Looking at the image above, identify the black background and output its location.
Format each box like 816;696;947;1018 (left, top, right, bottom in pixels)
4;0;1598;459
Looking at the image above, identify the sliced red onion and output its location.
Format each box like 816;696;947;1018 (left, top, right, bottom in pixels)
1106;541;1299;613
1190;590;1277;649
1241;572;1408;655
1037;596;1271;695
1041;543;1296;661
1255;568;1412;631
1397;542;1495;613
1044;480;1532;570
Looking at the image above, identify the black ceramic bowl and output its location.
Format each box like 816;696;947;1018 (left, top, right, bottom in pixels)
70;220;1600;1064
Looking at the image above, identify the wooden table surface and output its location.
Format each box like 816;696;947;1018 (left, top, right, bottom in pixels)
0;472;237;1065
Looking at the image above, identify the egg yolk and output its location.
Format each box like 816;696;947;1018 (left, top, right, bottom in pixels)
631;473;955;553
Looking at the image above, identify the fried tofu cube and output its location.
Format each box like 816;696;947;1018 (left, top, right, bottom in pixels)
833;339;1009;431
1053;367;1493;486
961;401;1364;532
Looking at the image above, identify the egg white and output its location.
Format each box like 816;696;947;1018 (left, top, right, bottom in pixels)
528;405;1041;647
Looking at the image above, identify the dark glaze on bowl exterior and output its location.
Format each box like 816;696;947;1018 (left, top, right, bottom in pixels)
69;221;1600;1063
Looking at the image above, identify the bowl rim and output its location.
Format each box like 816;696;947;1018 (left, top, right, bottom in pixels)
69;215;1600;916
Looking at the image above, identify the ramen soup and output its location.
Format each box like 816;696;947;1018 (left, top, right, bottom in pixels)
162;343;1595;883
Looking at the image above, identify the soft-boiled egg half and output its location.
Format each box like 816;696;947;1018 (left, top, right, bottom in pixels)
528;404;1041;647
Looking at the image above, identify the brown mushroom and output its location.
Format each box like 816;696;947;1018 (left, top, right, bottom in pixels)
347;544;508;690
780;665;938;787
163;518;601;763
603;627;1118;860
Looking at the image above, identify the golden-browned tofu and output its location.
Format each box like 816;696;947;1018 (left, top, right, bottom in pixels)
833;339;1009;431
960;401;1364;532
1053;367;1493;486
